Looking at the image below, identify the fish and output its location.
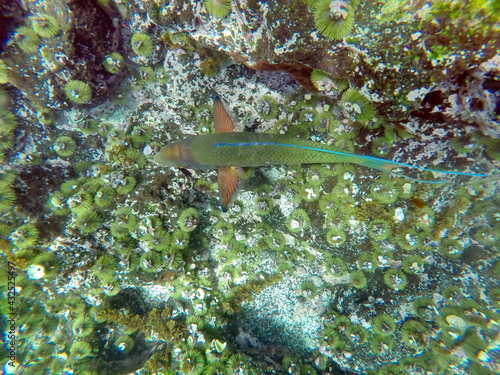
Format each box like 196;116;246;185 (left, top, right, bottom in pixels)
155;96;488;211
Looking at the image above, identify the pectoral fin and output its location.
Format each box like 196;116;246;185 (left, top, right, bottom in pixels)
217;166;244;211
213;95;236;133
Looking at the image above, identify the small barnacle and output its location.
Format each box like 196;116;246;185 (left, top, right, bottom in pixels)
103;52;124;74
32;14;60;37
204;0;232;18
14;26;40;53
131;32;154;56
383;268;408;291
314;0;357;40
349;270;367;289
372;314;397;336
53;135;76;157
63;80;92;104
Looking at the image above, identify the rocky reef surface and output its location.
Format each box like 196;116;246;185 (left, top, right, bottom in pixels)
1;1;499;374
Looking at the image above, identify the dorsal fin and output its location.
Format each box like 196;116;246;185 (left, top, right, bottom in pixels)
213;95;235;133
217;166;244;211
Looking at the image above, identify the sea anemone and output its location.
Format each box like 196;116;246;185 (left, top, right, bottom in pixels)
286;209;311;234
325;227;346;246
310;69;348;94
300;280;318;298
349;270;367;289
10;223;39;249
131;32;154;56
94;186;116;207
256;95;279;119
63;80;92;104
204;0;232;18
180;349;205;374
383;268;408;291
72;210;102;233
0;109;17;132
314;0;357;40
0;186;15;212
92;254;118;284
53;135;76;157
103;52;124;74
372;314;397;336
214;219;234;241
115;335;134;355
31;14;60;37
14;26;40;53
341;87;377;126
356;253;378;272
30;253;61;278
401;320;429;350
325;256;348;277
402;255;425;274
178;207;200;232
0;59;9;84
116;176;136;195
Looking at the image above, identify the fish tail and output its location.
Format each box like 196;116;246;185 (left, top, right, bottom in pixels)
349;153;488;183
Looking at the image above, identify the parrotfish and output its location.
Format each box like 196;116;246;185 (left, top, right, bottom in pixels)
155;96;487;210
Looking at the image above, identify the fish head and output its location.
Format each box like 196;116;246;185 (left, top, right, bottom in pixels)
154;141;185;167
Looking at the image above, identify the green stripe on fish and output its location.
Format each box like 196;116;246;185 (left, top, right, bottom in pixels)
154;96;487;210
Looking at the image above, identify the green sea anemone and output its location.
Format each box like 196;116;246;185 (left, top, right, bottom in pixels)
53;135;76;157
395;230;422;251
325;227;346;246
310;69;348;94
204;0;232;18
370;180;400;204
116;176;136;195
94;186;116;207
369;219;391;241
256;95;279;119
78;118;100;135
115;334;134;355
254;196;273;215
286;209;311;234
300;280;318;298
63;80;92;104
10;223;39;249
92;254;118;284
325;256;348;277
178;207;200;232
73;210;102;233
413;297;436;321
370;334;394;355
14;26;40;53
32;14;60;37
103;52;124;74
30;253;61;278
70;341;92;358
171;229;190;249
314;0;357;40
0;59;9;84
356;253;378;272
383;269;408;291
130;126;153;147
131;32;154;56
372;314;396;336
345;324;368;344
349;270;367;289
371;136;393;157
341;87;377;126
401;320;429;350
214;219;234;241
0;186;16;212
180;349;205;374
402;255;425;274
0;109;17;132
